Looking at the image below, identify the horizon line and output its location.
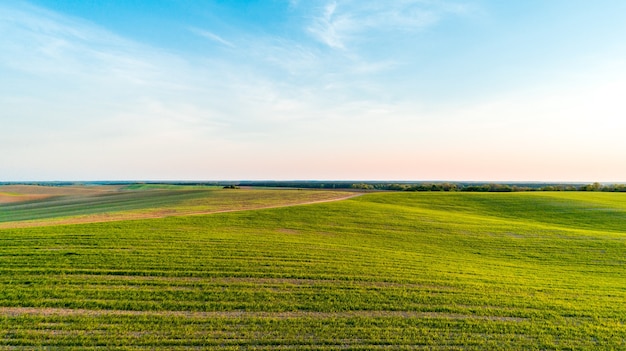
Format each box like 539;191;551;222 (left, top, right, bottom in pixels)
1;180;621;185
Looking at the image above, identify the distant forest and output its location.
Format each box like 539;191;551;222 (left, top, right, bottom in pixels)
4;181;624;192
236;181;626;192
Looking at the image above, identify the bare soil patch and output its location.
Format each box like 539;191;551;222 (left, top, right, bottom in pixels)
0;185;123;196
0;193;52;204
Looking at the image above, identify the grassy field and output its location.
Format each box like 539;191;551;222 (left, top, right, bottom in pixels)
0;189;625;349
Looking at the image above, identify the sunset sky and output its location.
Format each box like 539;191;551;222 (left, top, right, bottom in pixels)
2;0;626;181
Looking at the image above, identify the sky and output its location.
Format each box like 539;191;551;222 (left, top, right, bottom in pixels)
1;0;626;182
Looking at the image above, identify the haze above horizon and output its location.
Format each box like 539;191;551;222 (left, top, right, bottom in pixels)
2;1;625;182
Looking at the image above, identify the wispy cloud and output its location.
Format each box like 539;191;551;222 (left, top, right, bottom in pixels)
189;27;235;48
0;1;417;147
305;0;472;50
307;1;346;50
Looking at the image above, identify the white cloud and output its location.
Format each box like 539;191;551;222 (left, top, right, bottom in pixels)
307;1;346;50
306;0;472;50
189;27;235;48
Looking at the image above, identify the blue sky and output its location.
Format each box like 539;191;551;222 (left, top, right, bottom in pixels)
2;0;626;181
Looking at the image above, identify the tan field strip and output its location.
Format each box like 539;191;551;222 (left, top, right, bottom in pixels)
0;185;123;196
0;193;52;204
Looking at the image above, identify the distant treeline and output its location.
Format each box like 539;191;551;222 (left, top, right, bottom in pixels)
2;181;625;192
236;181;626;192
350;182;626;192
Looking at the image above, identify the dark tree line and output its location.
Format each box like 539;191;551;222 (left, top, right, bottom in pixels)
351;182;626;192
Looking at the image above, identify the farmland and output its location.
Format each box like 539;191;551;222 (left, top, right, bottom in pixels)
0;186;625;349
0;185;356;228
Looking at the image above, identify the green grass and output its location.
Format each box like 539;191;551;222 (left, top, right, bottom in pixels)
1;191;625;349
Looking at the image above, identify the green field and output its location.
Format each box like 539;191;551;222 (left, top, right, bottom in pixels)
1;189;625;349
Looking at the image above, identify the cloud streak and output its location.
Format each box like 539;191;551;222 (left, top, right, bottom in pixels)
305;0;471;50
189;27;235;48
